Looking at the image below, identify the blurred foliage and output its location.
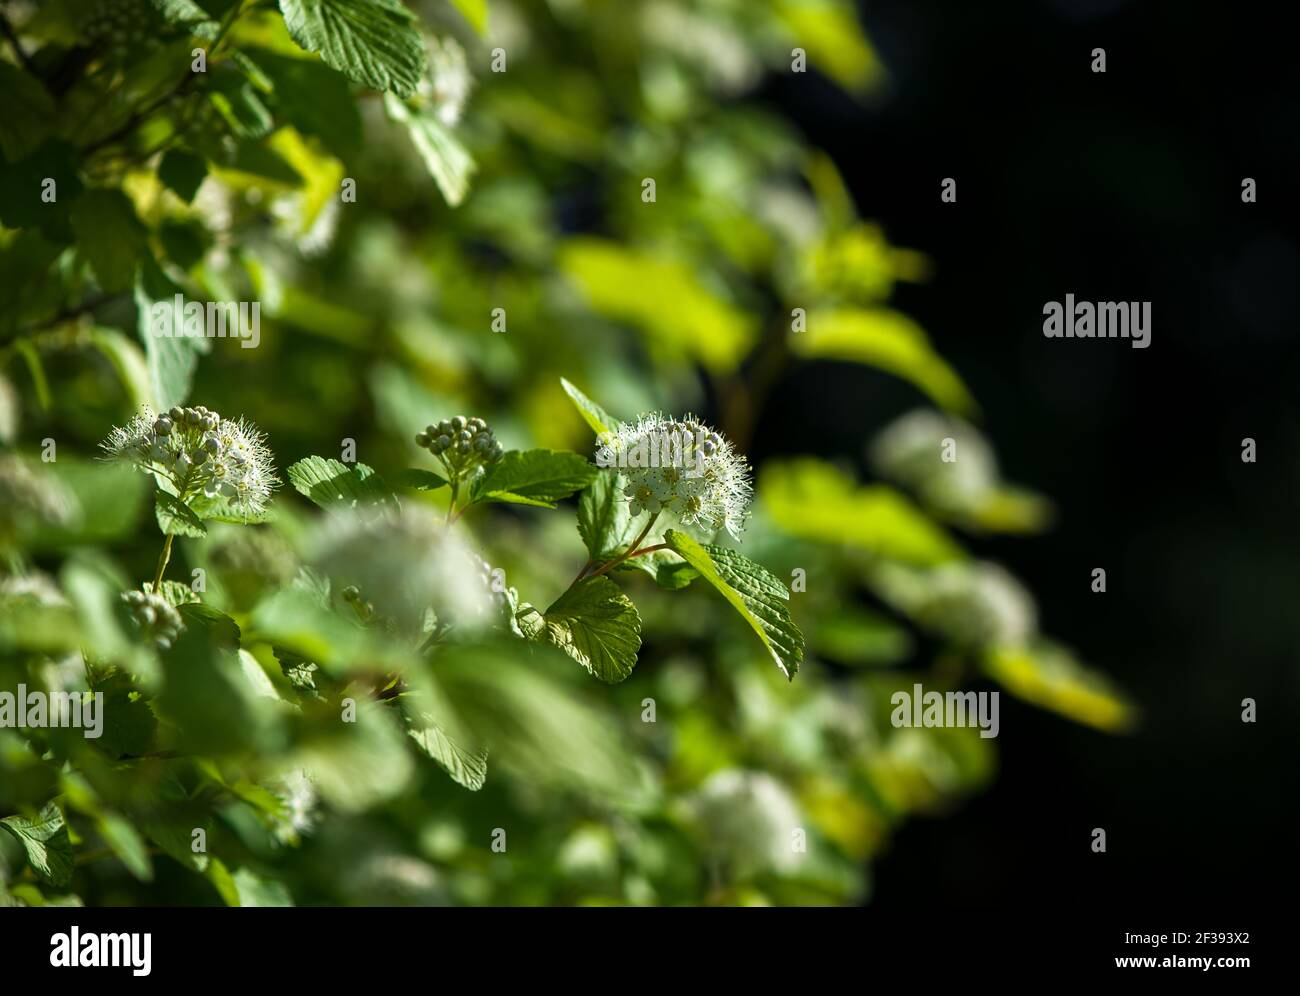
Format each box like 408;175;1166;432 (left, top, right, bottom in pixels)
0;0;1133;907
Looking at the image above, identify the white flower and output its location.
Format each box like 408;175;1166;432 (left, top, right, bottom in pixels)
599;413;752;538
101;405;278;517
421;36;472;127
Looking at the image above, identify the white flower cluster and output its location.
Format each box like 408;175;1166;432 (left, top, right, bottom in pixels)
420;37;473;126
595;413;752;539
101;404;278;516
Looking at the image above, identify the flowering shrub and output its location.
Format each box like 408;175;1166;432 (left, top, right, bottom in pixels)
0;0;1133;907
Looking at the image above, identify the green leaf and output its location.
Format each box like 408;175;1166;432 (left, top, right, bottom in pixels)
91;673;159;759
13;339;50;410
155;491;207;538
0;140;82;235
135;258;211;411
287;456;397;515
1;802;73;888
231;866;294;906
535;577;641;683
760;458;963;565
0;64;56;162
291;701;414;812
248;48;363;156
88;328;152;411
577;469;637;560
423;640;645;798
158;149;208;203
393;468;448;492
147;0;220;35
156;607;280;756
408;722;488;791
558;239;758;372
664;530;804;680
448;0;488;34
96;812;153;882
384;93;475;206
560;377;624;436
71;189;148;294
791;308;976;414
279;0;427;98
471;449;597;508
207;68;274;139
983;643;1137;733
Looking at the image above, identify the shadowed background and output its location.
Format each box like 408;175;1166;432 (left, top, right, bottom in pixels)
760;0;1299;908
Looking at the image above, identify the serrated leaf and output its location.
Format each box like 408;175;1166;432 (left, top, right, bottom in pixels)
279;0;427;98
471;449;596;508
155;490;206;537
1;802;73;888
577;469;636;560
664;530;804;680
384;93;475;206
287;456;397;515
71;189;148;294
560;377;623;436
408;722;488;791
536;576;641;683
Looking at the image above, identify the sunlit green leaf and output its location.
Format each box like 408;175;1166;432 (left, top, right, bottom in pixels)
279;0;426;97
664;530;804;680
534;576;641;683
791;308;975;414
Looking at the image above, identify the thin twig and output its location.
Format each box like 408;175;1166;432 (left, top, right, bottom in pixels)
587;514;660;579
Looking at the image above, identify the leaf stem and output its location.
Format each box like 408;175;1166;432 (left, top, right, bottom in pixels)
151;533;174;593
570;559;593;585
588;512;660;579
446;478;459;525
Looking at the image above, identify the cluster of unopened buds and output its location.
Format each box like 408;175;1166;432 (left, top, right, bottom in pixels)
101;405;277;516
121;589;184;650
415;416;503;479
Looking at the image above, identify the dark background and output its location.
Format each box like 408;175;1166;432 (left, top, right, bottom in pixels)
761;0;1298;911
